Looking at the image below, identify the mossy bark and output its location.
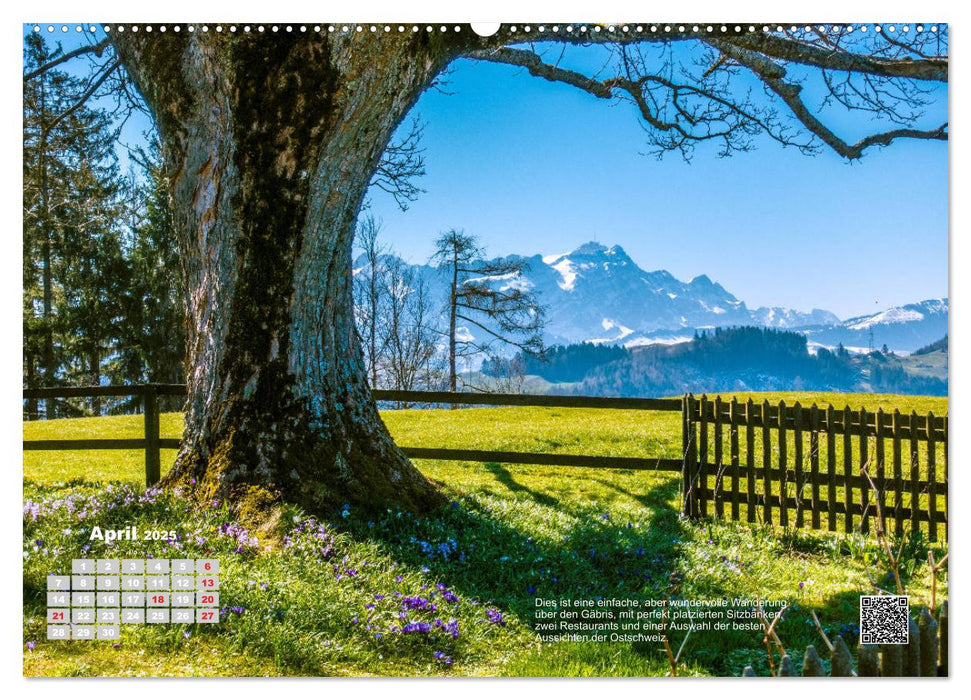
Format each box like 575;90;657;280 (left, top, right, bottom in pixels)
111;31;458;513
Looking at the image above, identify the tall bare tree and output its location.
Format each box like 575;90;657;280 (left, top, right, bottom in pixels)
382;257;439;395
352;214;389;388
431;229;545;392
32;24;946;512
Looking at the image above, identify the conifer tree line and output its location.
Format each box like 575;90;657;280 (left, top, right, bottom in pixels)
23;34;184;418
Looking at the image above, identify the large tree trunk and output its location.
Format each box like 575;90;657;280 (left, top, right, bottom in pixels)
112;32;457;513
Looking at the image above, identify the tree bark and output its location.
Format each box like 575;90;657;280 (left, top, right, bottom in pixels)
111;32;457;513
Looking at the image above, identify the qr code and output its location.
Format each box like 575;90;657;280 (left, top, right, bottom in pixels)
860;595;909;644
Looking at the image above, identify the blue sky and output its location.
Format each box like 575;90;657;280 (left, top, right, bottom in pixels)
29;27;949;320
366;48;948;320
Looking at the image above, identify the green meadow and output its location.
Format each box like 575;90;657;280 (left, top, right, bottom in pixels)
23;392;948;677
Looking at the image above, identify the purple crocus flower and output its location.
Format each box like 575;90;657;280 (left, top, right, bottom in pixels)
486;608;506;626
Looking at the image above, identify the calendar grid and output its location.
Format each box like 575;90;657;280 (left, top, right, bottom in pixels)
47;559;219;640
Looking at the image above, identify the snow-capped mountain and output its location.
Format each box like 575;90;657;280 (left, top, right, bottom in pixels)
523;242;754;343
798;299;948;353
475;242;850;346
353;242;947;354
750;306;841;329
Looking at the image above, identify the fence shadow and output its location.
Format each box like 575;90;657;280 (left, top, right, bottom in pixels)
482;462;561;508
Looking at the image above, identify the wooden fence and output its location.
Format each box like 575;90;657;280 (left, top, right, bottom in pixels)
22;384;684;487
22;384;187;486
682;395;948;541
23;386;948;542
742;601;947;677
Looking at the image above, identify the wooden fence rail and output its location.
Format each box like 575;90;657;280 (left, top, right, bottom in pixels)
22;384;186;486
682;395;948;541
22;384;684;487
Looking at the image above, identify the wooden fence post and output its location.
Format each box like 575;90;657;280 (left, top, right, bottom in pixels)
802;645;826;676
858;645;880;677
681;394;691;517
746;398;756;523
699;395;709;517
794;401;804;528
843;405;853;534
910;411;920;534
927;411;937;542
762;399;772;525
778;400;788;527
880;641;903;676
919;608;939;676
730;398;740;521
830;636;854;676
903;617;921;675
939;600;948;676
144;384;161;487
859;406;869;535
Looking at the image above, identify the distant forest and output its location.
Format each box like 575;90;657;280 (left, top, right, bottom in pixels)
483;327;948;397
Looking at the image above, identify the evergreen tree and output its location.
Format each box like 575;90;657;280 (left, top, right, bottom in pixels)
23;33;127;417
117;142;186;406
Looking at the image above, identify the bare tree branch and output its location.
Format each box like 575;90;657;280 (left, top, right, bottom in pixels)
725;31;946;82
465;25;947;161
371;117;426;210
709;40;947;159
23;38;111;82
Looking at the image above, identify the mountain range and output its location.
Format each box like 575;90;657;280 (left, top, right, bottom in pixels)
355;241;947;355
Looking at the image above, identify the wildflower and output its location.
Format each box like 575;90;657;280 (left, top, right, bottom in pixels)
26;642;35;652
112;643;121;649
183;630;191;640
433;651;454;665
485;608;506;626
402;622;432;634
341;504;351;518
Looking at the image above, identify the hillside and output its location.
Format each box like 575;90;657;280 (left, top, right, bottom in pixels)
488;328;948;398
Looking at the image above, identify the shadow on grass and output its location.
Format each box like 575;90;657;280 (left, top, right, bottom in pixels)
346;467;691;629
482;462;560;508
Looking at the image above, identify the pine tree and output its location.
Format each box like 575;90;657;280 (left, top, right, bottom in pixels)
116;142;186;408
23;33;127;416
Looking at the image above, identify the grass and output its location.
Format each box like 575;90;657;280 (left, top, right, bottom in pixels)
22;392;948;677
